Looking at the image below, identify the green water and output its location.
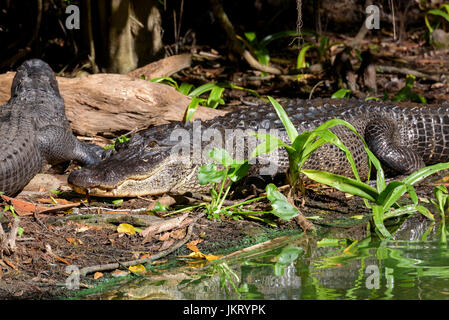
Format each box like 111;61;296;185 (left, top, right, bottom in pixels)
82;216;449;300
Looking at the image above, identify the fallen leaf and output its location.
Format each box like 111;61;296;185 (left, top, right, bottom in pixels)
1;195;46;216
188;251;219;261
66;238;83;245
53;255;70;265
93;272;103;280
111;269;128;277
159;239;175;251
75;226;90;233
170;228;186;239
3;257;18;270
128;264;146;275
158;232;170;241
186;242;201;252
189;251;206;259
117;223;136;235
186;239;202;248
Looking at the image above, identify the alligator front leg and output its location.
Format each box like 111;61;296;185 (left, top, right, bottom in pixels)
37;125;100;166
364;118;425;174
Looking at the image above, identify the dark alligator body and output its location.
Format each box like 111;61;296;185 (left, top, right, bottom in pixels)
68;98;449;197
0;59;99;196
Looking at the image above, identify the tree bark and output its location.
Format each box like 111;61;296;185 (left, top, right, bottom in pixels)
106;0;163;73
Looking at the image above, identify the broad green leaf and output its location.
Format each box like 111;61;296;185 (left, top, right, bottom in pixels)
150;76;179;89
416;205;435;221
228;161;251;182
302;170;378;202
365;96;380;101
197;163;226;185
297;44;312;69
433;185;449;217
402;162;449;185
268;96;298;143
244;32;257;43
407;184;418;205
250;132;293;158
376;181;407;211
183;97;202;122
207;86;225;109
209;148;237;167
372;205;392;239
274;246;303;276
266;184;299;220
188;83;217;97
331;88;351;99
178;82;194;95
428;8;449;23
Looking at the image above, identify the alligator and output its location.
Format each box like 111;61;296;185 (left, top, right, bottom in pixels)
0;59;100;196
68;98;449;197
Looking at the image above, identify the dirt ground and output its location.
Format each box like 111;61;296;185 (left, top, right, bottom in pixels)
2;29;449;299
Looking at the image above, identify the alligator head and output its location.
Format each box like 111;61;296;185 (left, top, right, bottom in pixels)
11;59;60;97
68;131;203;197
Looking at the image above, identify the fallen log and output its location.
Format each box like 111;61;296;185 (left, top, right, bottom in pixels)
0;55;226;137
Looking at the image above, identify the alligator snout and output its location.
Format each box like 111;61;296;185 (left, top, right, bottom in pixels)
67;167;99;189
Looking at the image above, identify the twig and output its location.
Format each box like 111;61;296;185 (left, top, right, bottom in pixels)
308;80;324;100
376;65;440;81
78;212;205;276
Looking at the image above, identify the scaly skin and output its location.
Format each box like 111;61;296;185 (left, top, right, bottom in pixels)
68;98;449;197
0;59;100;195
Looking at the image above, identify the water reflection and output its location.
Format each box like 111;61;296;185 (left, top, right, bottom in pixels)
85;216;449;300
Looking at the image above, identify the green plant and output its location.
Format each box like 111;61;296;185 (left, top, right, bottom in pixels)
331;88;351;99
3;204;24;236
253;97;444;239
273;246;304;276
241;30;314;75
197;148;251;219
296;36;344;79
430;185;449;243
425;4;449;34
104;135;131;150
150;77;263;122
392;74;426;103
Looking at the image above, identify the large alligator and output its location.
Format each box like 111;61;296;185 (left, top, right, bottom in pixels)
68;98;449;197
0;59;100;196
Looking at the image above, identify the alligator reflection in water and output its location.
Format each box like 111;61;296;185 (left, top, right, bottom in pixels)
82;217;449;300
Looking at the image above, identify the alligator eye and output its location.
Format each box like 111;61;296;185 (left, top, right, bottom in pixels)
148;141;158;148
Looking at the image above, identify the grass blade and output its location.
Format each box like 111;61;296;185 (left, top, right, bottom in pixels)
402;162;449;185
372;205;392;239
268;96;298;143
302;169;378;202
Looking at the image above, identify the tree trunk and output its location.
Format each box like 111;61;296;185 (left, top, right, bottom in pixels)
106;0;163;73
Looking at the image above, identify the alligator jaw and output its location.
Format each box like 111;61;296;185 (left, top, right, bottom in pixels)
68;152;196;197
69;183;170;197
